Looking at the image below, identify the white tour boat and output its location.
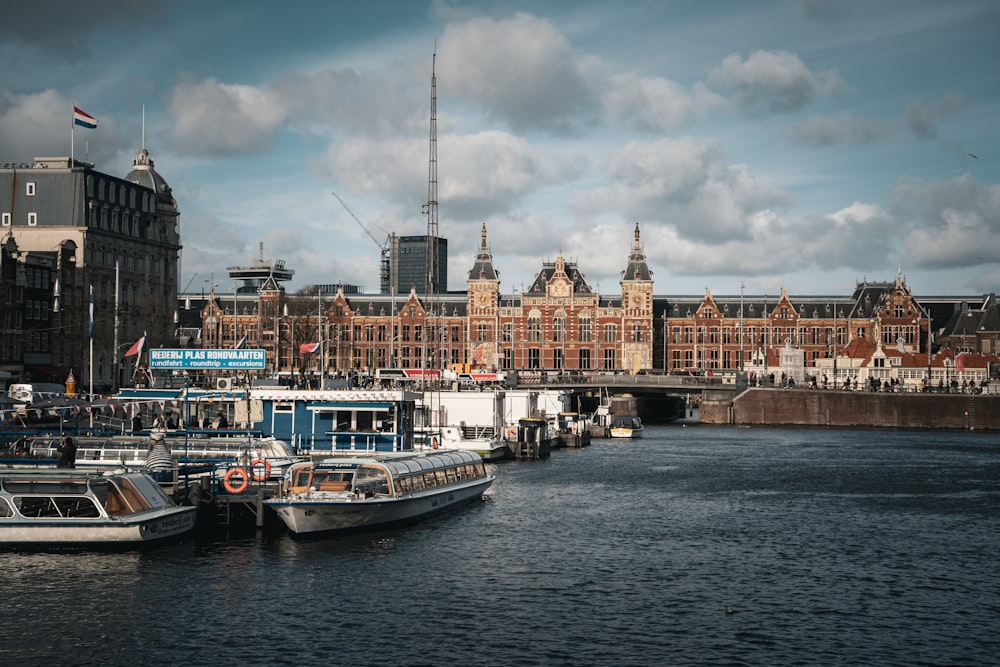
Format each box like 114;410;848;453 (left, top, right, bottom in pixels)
264;450;494;536
0;468;197;549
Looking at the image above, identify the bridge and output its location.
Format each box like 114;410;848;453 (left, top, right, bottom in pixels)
505;370;748;422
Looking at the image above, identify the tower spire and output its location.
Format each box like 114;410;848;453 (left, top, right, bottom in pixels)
423;40;439;296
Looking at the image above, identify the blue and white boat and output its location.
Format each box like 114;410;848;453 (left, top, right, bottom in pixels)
264;450;494;536
0;468;197;549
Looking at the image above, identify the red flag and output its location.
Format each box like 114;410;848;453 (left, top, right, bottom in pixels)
124;335;146;358
299;342;320;354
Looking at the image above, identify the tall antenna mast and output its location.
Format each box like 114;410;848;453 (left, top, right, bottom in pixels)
423;41;439;296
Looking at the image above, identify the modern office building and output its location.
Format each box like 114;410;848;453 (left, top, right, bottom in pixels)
388;235;447;296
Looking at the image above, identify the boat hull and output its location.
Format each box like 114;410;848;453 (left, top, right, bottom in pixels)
609;428;643;439
266;477;493;536
0;506;198;549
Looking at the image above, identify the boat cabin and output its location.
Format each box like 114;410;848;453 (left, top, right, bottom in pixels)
252;389;417;455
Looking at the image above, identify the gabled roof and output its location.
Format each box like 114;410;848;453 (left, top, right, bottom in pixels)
526;250;593;295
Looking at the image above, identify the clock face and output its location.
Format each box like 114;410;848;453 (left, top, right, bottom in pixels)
632;293;642;306
477;292;488;306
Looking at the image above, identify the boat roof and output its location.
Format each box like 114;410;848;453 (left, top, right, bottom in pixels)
313;450;483;471
0;467;131;480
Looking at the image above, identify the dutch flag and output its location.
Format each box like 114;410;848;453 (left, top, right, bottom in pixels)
73;106;98;129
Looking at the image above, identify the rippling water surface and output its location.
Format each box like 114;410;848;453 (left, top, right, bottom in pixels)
3;426;999;666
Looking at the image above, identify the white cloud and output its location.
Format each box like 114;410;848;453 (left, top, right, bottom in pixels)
895;175;1000;268
602;72;700;131
572;137;789;243
440;12;599;131
707;49;836;113
168;79;288;155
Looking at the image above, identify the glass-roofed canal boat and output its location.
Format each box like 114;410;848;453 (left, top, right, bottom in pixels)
0;468;197;550
264;450;494;537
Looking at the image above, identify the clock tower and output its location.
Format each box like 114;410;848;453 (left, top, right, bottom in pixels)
467;224;500;368
620;223;654;372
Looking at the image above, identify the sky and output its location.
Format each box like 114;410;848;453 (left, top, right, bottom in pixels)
2;0;998;299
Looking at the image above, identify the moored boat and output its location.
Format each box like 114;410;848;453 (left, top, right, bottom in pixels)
557;411;592;448
19;433;299;479
419;426;511;461
264;450;494;536
609;414;644;438
0;468;197;549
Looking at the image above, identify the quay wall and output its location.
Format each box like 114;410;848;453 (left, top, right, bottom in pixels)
701;389;1000;431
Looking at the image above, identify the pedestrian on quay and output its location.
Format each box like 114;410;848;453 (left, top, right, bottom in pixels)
57;436;77;469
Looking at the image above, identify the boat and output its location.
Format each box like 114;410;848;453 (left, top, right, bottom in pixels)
18;433;299;480
609;414;644;439
557;411;592;448
501;416;553;459
264;450;494;536
420;426;511;461
0;468;197;549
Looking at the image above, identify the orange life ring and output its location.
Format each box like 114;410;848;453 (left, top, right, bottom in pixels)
223;467;249;494
431;436;439;450
250;459;271;481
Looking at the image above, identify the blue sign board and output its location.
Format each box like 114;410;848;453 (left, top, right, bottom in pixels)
148;348;267;370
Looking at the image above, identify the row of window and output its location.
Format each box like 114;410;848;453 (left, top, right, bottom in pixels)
86;176;155;214
1;212;38;226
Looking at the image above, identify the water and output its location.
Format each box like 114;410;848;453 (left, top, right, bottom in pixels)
3;426;999;667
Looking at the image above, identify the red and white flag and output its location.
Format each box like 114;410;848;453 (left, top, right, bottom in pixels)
124;335;146;358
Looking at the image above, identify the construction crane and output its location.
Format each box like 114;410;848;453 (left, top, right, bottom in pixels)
332;192;392;293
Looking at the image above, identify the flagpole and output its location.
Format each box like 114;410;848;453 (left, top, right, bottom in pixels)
70;104;75;165
113;260;120;391
88;284;94;427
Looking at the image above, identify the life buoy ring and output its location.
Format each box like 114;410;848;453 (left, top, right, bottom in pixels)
223;467;249;494
250;459;271;481
430;436;439;450
505;426;517;439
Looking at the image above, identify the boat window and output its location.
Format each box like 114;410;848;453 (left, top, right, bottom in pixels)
293;469;313;488
125;474;174;509
434;470;448;485
355;466;390;496
53;496;101;518
444;467;458;483
0;497;11;517
355;411;374;432
2;479;89;495
112;478;153;513
102;483;130;516
409;474;425;491
423;472;437;488
13;496;61;518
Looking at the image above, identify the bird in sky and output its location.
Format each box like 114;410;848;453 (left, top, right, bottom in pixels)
968;153;978;159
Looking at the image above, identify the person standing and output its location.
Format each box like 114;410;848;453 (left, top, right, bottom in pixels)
57;436;77;468
144;431;174;480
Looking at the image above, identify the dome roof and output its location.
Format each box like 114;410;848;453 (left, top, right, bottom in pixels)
125;148;173;204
